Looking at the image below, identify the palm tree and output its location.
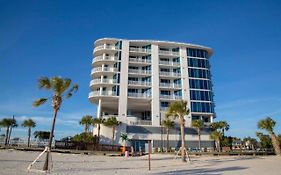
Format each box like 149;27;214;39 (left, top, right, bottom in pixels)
0;118;12;145
0;118;16;145
162;118;175;152
79;115;93;133
210;130;223;152
21;119;36;147
219;121;230;136
7;116;17;145
33;76;78;171
103;116;121;146
92;117;104;144
258;117;281;156
192;119;204;151
34;131;51;141
166;100;190;162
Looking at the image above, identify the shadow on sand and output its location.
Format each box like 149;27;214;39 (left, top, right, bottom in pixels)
153;166;248;175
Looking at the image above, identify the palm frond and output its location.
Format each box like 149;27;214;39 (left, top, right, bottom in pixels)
38;77;51;89
33;98;48;107
65;84;78;98
50;77;64;95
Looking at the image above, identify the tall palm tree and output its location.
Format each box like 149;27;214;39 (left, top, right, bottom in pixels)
33;76;78;171
79;115;93;133
21;119;36;147
0;118;16;145
192;119;204;151
103;116;121;146
258;117;281;156
166;100;190;162
92;117;104;144
210;130;223;152
162;118;175;152
7;116;17;145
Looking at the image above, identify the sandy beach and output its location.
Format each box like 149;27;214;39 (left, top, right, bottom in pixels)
0;150;280;175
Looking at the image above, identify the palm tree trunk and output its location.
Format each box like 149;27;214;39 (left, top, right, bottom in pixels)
43;108;58;171
166;128;169;153
5;127;9;146
198;129;201;151
28;127;31;147
112;127;115;150
271;134;281;156
180;119;186;162
97;124;100;144
217;139;221;152
8;125;12;145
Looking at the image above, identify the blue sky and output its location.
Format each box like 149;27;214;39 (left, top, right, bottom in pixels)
0;0;281;140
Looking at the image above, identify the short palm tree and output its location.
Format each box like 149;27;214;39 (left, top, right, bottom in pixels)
80;115;93;133
21;119;36;147
103;116;121;146
33;76;78;171
162;118;175;152
258;117;281;156
219;121;230;136
166;100;190;162
92;118;104;144
192;119;204;151
0;118;14;145
210;130;223;152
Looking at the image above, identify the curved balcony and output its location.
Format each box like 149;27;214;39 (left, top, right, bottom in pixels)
128;92;151;98
128;81;151;87
90;79;118;87
89;90;118;98
160;94;182;100
91;67;119;75
159;71;181;78
92;55;118;64
94;44;117;52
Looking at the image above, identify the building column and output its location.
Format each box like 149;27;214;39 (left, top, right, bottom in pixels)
118;40;129;123
151;44;160;126
180;47;192;127
97;99;102;118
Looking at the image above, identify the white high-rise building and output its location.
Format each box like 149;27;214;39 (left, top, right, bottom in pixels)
89;38;215;151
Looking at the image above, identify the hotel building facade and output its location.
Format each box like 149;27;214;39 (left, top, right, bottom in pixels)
89;38;215;151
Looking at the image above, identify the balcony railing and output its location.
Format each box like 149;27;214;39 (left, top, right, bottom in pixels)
159;50;179;56
159;60;180;66
160;94;182;100
94;44;118;52
128;69;151;75
129;47;151;53
129;120;152;126
129;57;151;63
128;81;151;86
90;79;118;85
159;83;182;88
160;107;169;111
92;55;118;63
89;90;118;97
128;93;151;98
91;67;119;74
159;72;181;77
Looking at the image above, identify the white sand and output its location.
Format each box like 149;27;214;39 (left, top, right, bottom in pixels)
0;150;280;175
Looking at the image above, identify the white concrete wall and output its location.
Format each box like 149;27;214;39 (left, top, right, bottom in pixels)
151;44;160;126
